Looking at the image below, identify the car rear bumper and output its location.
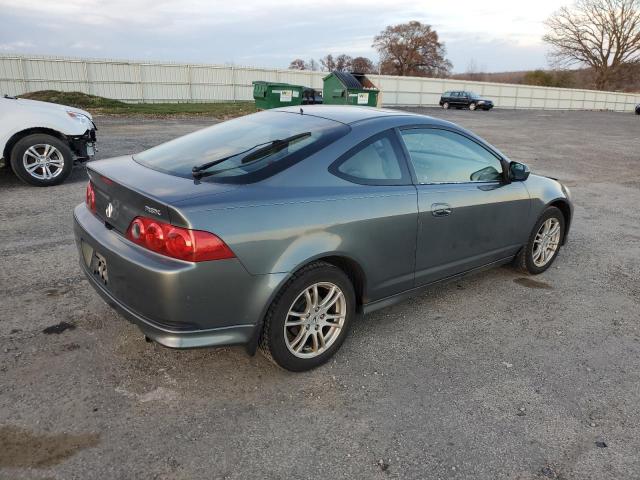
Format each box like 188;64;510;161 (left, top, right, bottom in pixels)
73;203;284;349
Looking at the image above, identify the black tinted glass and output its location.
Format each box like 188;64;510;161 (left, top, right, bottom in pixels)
135;111;349;183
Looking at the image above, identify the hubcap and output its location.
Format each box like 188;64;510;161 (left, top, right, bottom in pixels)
22;144;64;180
532;217;561;267
284;282;346;359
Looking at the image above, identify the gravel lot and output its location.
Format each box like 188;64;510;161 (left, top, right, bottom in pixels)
1;108;639;479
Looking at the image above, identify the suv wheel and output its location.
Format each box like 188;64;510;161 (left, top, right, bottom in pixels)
10;133;73;187
514;206;565;274
442;102;449;110
469;102;477;111
259;261;355;371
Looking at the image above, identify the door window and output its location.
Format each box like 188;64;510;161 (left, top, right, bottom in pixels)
400;128;503;184
331;130;410;185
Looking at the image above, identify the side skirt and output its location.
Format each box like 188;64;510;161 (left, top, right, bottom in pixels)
362;256;515;315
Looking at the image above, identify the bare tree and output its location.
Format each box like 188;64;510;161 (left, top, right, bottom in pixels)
307;59;320;71
288;58;307;70
350;56;376;73
320;54;336;72
373;21;452;77
543;0;640;89
334;54;353;72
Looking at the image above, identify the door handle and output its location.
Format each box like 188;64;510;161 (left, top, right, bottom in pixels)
431;203;452;217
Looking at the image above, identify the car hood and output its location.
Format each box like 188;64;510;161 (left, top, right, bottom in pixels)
3;97;93;120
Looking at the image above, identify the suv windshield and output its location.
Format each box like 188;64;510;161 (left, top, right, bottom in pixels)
134;111;349;183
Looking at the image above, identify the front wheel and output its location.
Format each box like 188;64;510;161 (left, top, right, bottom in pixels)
469;102;477;111
514;206;565;274
442;102;449;110
10;133;73;186
259;262;355;371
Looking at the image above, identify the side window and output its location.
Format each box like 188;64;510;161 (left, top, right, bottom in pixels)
400;128;503;184
331;130;409;185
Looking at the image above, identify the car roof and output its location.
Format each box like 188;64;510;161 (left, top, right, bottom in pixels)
272;105;424;125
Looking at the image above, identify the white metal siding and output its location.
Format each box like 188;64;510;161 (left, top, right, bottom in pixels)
1;55;639;112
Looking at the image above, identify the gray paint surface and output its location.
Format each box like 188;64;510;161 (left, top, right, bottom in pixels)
75;106;570;349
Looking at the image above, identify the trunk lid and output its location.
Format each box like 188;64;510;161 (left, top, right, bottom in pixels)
87;156;236;233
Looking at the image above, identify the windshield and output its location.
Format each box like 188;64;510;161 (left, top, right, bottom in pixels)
134;111;349;183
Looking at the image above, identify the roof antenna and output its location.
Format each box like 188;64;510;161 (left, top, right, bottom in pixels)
299;107;304;115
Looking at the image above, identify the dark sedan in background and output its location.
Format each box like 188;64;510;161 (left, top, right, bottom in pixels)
440;91;494;111
74;106;572;371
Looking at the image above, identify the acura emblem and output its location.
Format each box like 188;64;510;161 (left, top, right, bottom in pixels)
105;202;114;219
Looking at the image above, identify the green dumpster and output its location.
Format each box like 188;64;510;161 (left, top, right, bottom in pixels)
252;81;304;109
322;71;380;107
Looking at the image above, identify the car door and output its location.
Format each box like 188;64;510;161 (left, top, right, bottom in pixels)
459;91;470;107
397;126;531;286
329;129;418;300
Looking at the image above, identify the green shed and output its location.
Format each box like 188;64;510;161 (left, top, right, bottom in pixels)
252;81;304;109
322;71;380;107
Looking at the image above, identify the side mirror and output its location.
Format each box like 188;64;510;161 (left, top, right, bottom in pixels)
509;162;530;182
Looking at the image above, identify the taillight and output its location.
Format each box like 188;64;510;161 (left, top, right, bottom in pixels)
126;216;235;262
85;181;96;213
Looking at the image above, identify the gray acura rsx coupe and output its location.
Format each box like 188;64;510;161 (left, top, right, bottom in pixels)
74;105;572;371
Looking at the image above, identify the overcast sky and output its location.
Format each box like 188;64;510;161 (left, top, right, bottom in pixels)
0;0;568;73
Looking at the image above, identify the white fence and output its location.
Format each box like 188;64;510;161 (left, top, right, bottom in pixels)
1;55;639;112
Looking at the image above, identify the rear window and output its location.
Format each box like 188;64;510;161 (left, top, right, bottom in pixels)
134;111;349;183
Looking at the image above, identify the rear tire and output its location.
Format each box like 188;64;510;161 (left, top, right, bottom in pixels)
514;206;565;274
469;102;477;111
10;133;73;187
442;102;449;110
259;261;355;372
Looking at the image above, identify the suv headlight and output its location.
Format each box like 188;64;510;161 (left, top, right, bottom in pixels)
67;111;93;129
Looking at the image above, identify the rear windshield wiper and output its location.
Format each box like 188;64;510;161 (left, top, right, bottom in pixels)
191;132;311;179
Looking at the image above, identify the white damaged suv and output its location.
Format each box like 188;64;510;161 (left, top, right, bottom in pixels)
1;94;97;186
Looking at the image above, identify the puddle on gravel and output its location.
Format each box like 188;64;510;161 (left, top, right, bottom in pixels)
45;287;71;297
0;425;99;468
42;322;76;335
514;277;553;290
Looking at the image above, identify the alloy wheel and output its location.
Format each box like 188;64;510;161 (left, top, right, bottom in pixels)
22;144;65;180
284;282;346;359
532;217;561;267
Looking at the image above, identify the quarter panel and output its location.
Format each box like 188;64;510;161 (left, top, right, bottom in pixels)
185;185;418;302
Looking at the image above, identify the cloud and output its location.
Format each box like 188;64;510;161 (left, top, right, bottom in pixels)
0;0;563;71
0;41;35;51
